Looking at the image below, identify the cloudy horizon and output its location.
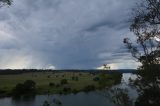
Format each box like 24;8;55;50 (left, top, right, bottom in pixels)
0;0;140;69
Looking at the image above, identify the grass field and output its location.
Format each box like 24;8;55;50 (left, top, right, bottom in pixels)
0;71;122;96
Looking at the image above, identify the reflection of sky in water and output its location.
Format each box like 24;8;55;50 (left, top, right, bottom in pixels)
122;73;137;84
119;73;138;102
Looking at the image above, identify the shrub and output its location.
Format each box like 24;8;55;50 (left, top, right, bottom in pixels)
49;82;55;87
71;76;79;81
63;87;71;92
71;76;75;80
55;84;60;88
83;85;95;92
93;77;100;81
0;89;6;94
0;89;7;97
12;80;36;96
60;79;68;85
72;89;78;94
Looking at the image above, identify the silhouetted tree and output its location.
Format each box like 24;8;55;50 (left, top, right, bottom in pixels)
12;80;36;96
109;88;132;106
124;0;160;68
0;0;12;7
124;0;160;105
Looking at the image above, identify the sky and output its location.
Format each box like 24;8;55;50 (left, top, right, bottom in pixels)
0;0;140;69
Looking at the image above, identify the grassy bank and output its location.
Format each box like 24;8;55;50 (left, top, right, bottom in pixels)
0;71;122;97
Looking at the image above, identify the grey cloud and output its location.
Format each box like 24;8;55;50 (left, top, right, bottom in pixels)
0;0;139;69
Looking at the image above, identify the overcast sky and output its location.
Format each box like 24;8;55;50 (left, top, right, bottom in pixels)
0;0;140;69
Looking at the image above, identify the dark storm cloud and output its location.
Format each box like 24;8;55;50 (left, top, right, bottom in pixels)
0;0;139;69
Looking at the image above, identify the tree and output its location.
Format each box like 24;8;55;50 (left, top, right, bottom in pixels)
60;79;68;85
124;0;160;68
124;0;160;105
12;80;36;96
0;0;12;7
109;88;132;106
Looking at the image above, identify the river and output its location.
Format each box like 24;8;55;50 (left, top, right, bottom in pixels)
0;73;138;106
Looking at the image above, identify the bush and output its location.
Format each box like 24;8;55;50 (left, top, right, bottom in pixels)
83;85;95;92
0;89;6;94
93;77;100;81
49;82;55;87
72;89;78;94
60;79;68;85
0;89;6;97
63;87;71;92
71;76;79;81
12;80;36;96
71;76;74;80
47;75;51;78
55;84;60;88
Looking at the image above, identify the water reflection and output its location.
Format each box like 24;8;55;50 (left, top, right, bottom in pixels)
12;95;35;106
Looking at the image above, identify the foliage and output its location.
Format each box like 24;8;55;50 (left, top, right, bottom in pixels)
12;80;36;96
135;86;160;106
72;89;78;94
63;87;71;93
108;88;132;106
60;79;68;85
0;72;121;97
98;73;108;88
93;77;100;81
109;72;122;84
71;76;79;81
49;82;55;87
0;0;12;7
83;85;95;92
124;0;160;67
124;0;160;105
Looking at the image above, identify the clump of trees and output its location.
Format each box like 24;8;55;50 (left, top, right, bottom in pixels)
124;0;160;105
124;0;160;68
12;80;36;97
60;79;68;85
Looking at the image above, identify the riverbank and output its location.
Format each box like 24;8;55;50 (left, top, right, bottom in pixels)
0;71;122;97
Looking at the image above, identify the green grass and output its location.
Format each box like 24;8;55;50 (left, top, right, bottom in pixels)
0;72;122;96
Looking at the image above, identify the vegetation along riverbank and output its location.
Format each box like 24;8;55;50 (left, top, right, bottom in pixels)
0;70;122;98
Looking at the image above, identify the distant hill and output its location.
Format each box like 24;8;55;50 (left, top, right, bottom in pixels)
115;69;137;73
0;69;137;75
